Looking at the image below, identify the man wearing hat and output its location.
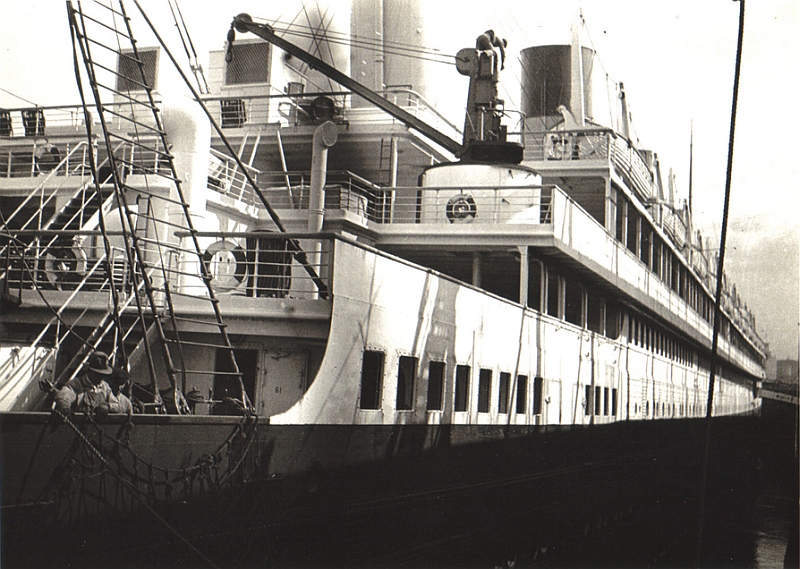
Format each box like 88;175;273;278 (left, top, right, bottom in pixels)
55;351;132;417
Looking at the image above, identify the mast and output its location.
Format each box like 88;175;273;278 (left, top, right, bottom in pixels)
688;121;694;216
569;9;586;125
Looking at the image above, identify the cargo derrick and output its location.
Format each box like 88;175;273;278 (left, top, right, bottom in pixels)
230;14;521;165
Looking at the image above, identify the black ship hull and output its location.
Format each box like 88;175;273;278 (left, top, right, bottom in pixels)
2;412;765;568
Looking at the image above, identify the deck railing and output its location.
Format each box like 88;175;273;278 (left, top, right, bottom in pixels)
204;87;463;142
523;126;657;202
1;230;332;301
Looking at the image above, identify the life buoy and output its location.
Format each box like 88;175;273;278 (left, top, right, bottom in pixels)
445;193;477;223
202;240;247;289
44;242;87;288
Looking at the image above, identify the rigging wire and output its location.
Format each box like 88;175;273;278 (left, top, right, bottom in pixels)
167;0;210;94
0;87;38;106
300;1;336;92
265;17;455;58
274;26;456;66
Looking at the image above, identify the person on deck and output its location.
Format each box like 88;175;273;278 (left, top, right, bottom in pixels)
55;351;132;418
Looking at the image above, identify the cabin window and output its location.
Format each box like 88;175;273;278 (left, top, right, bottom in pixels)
498;372;510;414
641;227;651;268
653;237;663;279
516;375;528;414
546;273;560;318
585;385;592;416
564;280;583;325
612;388;618;415
605;302;620;339
477;369;492;413
117;48;158;92
225;41;271;85
359;350;384;410
396;356;417;411
426;361;445;411
594;386;602;415
603;387;609;415
626;209;639;255
615;196;627;244
532;377;543;415
586;294;604;334
454;365;470;412
528;260;542;312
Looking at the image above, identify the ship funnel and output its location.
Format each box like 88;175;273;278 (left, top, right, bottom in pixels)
520;45;594;131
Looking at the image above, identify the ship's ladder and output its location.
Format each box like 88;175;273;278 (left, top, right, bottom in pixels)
67;0;250;412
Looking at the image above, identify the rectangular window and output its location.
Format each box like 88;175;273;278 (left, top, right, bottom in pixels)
546;273;560;317
516;375;528;414
225;41;271;84
603;387;609;416
498;372;510;414
605;302;620;339
532;377;543;415
585;385;592;416
117;48;158;92
640;227;651;267
426;361;445;411
612;388;618;415
359;351;384;410
586;294;603;333
454;365;470;412
627;210;639;255
615;195;626;243
396;356;417;411
594;386;602;415
477;369;492;413
528;260;542;312
564;280;583;325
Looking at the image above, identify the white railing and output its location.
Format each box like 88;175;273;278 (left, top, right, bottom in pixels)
202;87;463;143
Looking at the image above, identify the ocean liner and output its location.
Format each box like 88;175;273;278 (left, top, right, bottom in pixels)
0;1;767;566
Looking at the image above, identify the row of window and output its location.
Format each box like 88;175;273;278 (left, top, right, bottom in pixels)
526;260;621;340
629;315;694;366
360;351;543;416
612;191;760;365
527;259;697;368
584;385;619;417
614;192;713;323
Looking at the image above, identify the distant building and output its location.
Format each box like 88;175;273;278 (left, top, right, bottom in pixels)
776;359;799;384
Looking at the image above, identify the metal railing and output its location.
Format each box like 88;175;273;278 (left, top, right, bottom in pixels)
203;86;462;141
1;234;130;294
523;127;657;202
384;185;554;225
174;231;333;300
207;148;261;201
1;229;333;301
0;138;93;179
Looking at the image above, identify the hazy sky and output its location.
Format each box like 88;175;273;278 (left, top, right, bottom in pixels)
1;0;798;358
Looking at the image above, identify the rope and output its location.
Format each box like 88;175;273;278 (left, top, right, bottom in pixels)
51;407;222;569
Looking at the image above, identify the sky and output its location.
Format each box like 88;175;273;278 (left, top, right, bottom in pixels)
1;0;798;359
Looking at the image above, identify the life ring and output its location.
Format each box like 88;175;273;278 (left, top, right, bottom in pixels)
445;193;477;223
202;240;247;289
44;242;87;287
